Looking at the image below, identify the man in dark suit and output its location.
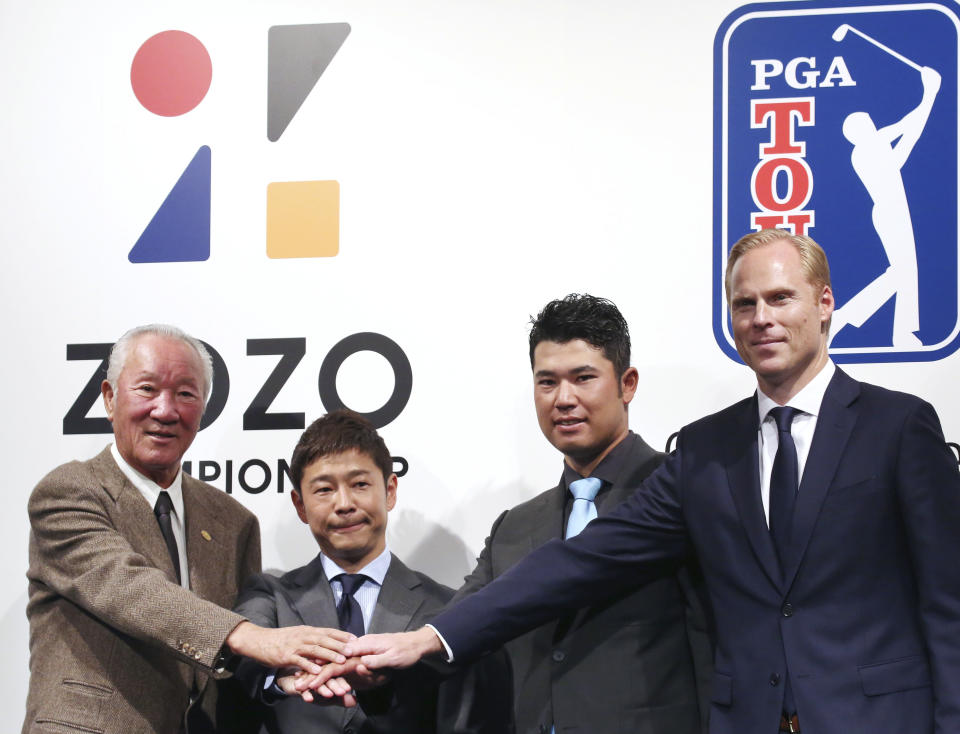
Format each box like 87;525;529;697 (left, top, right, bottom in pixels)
24;325;350;734
227;410;510;734
450;294;710;734
335;230;960;734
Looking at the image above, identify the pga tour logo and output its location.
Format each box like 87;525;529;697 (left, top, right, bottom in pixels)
713;0;960;363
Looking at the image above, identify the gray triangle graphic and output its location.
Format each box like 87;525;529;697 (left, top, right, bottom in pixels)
267;22;351;142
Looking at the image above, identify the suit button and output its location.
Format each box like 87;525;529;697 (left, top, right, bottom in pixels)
782;602;794;617
551;650;565;663
770;673;781;686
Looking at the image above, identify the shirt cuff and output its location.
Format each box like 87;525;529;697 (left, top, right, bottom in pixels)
425;624;454;663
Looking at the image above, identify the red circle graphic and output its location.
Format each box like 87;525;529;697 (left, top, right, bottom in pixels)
131;30;212;116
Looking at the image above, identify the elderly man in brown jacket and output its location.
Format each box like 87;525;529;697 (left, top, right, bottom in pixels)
24;325;351;734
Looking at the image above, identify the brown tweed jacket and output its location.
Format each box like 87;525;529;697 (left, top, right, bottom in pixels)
23;446;261;734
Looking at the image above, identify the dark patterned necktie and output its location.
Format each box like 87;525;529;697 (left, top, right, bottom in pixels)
154;491;182;585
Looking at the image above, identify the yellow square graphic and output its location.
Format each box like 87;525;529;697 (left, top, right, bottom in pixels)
267;180;339;258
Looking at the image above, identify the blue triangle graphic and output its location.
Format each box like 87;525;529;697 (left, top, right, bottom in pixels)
129;146;211;263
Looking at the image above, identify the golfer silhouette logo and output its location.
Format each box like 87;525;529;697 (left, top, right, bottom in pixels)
830;24;941;349
714;1;960;365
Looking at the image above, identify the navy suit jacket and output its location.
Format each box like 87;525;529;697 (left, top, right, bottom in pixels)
431;369;960;734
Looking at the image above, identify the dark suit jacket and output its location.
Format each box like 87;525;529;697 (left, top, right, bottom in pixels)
227;552;512;734
430;369;960;734
24;446;261;734
454;432;711;734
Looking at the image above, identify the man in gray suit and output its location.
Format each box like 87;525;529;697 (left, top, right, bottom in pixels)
227;410;510;734
446;295;712;734
24;325;351;734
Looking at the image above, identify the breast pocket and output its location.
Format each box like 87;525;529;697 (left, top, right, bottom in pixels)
820;476;881;515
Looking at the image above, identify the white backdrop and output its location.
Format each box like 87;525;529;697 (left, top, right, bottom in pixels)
2;0;958;725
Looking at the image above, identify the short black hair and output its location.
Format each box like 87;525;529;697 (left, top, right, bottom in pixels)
528;294;631;377
290;410;393;493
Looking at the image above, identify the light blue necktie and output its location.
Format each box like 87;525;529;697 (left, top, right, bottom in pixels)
551;477;602;733
565;477;602;539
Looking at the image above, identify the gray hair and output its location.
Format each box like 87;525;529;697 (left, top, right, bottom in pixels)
106;324;214;401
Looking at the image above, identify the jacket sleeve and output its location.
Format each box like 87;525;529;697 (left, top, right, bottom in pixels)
27;461;247;674
895;400;960;734
430;451;689;663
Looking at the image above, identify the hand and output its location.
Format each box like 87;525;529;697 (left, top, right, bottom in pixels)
343;627;444;670
276;668;358;706
293;658;390;694
226;621;352;674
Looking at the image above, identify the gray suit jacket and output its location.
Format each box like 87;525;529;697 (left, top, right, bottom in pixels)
454;432;712;734
227;553;512;734
24;446;261;734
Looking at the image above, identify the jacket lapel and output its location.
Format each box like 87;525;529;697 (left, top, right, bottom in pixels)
724;395;782;589
534;478;567;547
368;555;425;634
781;368;859;589
92;447;179;583
182;476;236;603
286;554;341;629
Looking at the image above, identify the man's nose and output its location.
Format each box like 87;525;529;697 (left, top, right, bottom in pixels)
556;380;577;407
333;487;356;511
150;390;179;421
753;300;772;326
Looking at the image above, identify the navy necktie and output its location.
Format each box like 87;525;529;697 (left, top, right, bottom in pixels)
768;406;800;568
335;574;368;637
767;406;800;717
154;491;181;585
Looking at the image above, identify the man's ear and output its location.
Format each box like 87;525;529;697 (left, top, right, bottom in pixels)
621;366;639;406
385;474;398;511
101;380;116;422
290;489;308;524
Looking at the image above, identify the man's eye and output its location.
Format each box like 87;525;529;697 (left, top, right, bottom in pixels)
577;374;596;382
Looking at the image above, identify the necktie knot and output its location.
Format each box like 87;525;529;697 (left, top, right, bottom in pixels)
154;490;174;519
566;477;602;539
337;573;368;598
769;406;800;434
569;477;602;502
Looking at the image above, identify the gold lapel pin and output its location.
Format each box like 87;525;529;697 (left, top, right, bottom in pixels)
201;530;212;542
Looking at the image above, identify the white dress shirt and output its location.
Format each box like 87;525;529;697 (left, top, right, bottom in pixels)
321;545;392;633
756;360;835;526
110;444;190;588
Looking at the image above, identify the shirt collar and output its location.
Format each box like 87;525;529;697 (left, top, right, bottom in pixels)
110;443;185;520
321;544;392;586
756;360;835;424
562;430;634;488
